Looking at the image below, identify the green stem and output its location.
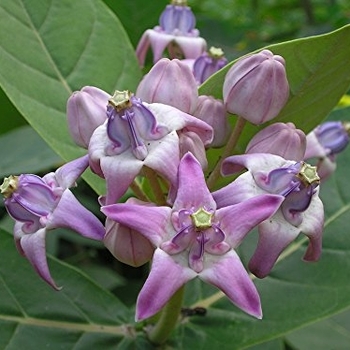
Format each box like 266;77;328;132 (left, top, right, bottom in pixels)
130;180;150;202
148;286;185;345
142;166;167;205
207;116;246;190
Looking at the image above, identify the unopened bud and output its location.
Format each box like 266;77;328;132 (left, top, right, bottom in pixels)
136;58;198;114
193;95;230;148
223;50;289;124
67;86;110;148
246;122;306;161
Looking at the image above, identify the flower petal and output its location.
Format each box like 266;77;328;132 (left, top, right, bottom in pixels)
248;211;301;278
299;194;324;262
146;102;213;146
148;30;174;63
102;203;172;246
213;171;264;207
19;228;60;290
216;194;284;248
173;152;216;211
143;130;180;197
51;155;89;189
100;153;143;205
200;250;262;318
136;248;196;321
47;190;104;240
304;130;329;159
135;30;152;67
221;153;288;176
176;36;207;59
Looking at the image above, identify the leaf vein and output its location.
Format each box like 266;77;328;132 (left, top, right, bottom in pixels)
19;0;72;94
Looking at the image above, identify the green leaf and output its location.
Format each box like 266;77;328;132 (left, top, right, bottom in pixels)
200;24;350;148
0;229;135;349
0;125;61;178
0;0;142;194
0;88;27;135
103;0;168;47
285;307;350;350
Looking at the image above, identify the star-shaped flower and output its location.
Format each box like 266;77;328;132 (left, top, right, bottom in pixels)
102;152;283;320
89;91;213;205
1;156;105;289
213;153;324;278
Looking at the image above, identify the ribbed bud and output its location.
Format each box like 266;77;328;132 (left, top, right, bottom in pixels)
136;58;198;114
67;86;110;148
246;122;306;161
223;49;289;124
193;95;230;148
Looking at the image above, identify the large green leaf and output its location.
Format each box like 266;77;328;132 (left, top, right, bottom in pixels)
285;307;350;349
0;0;142;193
0;229;135;349
0;126;61;178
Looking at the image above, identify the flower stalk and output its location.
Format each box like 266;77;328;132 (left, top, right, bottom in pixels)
207;116;246;190
148;285;185;344
142;166;167;205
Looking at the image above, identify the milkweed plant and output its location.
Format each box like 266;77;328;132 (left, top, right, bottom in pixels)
1;0;350;349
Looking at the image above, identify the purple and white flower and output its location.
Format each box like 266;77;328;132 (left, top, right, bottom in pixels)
304;121;350;180
89;90;213;205
102;152;283;320
214;153;324;278
136;0;206;67
0;156;105;289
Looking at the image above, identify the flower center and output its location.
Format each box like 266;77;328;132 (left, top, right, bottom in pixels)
0;175;18;198
108;90;132;112
171;0;187;5
208;46;224;59
159;1;196;35
161;207;230;273
296;162;320;186
106;90;167;160
256;161;320;226
190;207;213;230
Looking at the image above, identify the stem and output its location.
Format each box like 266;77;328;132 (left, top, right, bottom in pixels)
148;286;185;345
207;116;246;190
130;180;150;202
142;166;167;205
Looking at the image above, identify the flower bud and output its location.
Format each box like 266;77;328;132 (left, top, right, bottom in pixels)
193;95;231;148
193;47;228;84
246;122;306;161
178;130;208;169
136;58;198;114
67;86;110;148
223;49;289;124
159;1;196;35
104;209;154;267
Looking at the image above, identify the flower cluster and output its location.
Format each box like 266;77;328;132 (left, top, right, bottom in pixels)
5;0;349;329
